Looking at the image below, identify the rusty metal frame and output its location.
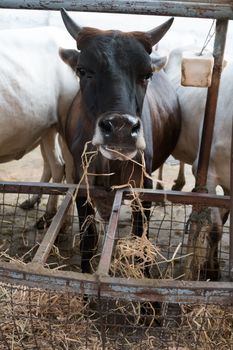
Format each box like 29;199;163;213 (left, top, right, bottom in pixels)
0;1;231;273
0;261;233;304
0;1;233;19
0;181;230;207
195;19;228;189
0;0;232;303
0;182;232;304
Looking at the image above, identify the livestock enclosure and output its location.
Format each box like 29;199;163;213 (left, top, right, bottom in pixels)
0;182;232;349
0;1;233;349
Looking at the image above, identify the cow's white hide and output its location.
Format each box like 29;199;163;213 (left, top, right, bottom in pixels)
164;47;231;279
0;26;79;225
165;47;231;195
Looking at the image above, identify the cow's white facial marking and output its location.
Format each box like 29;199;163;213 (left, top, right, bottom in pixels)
99;145;138;160
92;114;146;160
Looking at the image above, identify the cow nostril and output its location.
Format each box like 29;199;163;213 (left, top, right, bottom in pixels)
131;121;141;136
99;119;113;134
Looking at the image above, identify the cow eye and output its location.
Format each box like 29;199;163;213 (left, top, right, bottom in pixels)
76;67;94;79
144;72;153;80
138;71;153;84
76;67;86;77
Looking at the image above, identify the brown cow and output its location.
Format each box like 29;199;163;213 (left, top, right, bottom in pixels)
59;9;181;274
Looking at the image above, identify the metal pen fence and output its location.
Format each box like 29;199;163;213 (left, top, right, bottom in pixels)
0;1;233;349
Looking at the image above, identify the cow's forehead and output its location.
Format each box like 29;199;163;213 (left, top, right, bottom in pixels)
78;30;151;70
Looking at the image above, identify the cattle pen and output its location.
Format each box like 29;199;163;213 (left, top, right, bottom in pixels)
0;1;233;349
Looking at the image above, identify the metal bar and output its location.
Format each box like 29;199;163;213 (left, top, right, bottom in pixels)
230;115;233;280
0;181;114;199
97;190;123;276
0;181;72;195
0;181;230;207
0;261;233;304
31;187;75;265
123;189;230;208
0;1;233;19
195;19;228;190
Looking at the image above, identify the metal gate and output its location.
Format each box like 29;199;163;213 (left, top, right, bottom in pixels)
0;1;232;349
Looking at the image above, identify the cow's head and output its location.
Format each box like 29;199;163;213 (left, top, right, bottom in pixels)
60;8;173;160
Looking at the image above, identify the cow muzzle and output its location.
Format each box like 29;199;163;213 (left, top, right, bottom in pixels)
92;113;146;160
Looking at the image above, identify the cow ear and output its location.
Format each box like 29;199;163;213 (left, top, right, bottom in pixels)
60;8;82;40
147;18;174;46
151;53;167;72
59;48;79;71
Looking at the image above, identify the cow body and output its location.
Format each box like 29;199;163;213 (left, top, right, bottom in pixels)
166;48;231;196
165;48;231;279
0;26;78;224
60;9;181;273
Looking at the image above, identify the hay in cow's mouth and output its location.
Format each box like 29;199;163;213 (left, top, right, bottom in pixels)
99;145;138;161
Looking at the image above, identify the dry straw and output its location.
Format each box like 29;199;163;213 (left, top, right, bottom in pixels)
0;144;232;349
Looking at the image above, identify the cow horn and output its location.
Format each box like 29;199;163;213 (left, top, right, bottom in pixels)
147;17;174;46
60;8;82;40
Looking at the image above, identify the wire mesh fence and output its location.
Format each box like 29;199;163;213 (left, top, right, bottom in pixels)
0;282;232;349
0;183;232;349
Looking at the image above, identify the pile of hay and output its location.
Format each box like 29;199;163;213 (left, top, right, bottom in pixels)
110;234;187;280
0;283;89;350
0;282;178;349
180;304;233;349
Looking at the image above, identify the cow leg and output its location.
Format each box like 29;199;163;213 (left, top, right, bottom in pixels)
185;161;224;280
58;135;74;184
204;207;223;280
77;198;98;274
35;128;65;229
202;165;229;280
172;161;186;191
132;176;153;278
205;186;229;280
156;164;164;190
156;161;186;193
20;145;52;210
55;135;74;233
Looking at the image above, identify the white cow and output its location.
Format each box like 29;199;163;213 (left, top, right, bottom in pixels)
164;48;231;280
0;26;79;227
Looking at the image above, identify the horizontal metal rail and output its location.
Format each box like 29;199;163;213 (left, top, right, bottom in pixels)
0;1;233;19
0;261;232;304
0;181;230;207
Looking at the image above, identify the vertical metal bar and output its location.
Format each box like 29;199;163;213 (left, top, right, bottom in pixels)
230;118;233;280
97;190;123;276
31;188;75;265
195;19;228;190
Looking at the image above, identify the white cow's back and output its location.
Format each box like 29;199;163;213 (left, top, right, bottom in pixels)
0;26;78;162
165;47;233;193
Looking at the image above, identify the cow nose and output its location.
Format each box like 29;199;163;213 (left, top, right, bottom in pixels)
98;114;141;138
131;120;141;137
99;119;113;135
